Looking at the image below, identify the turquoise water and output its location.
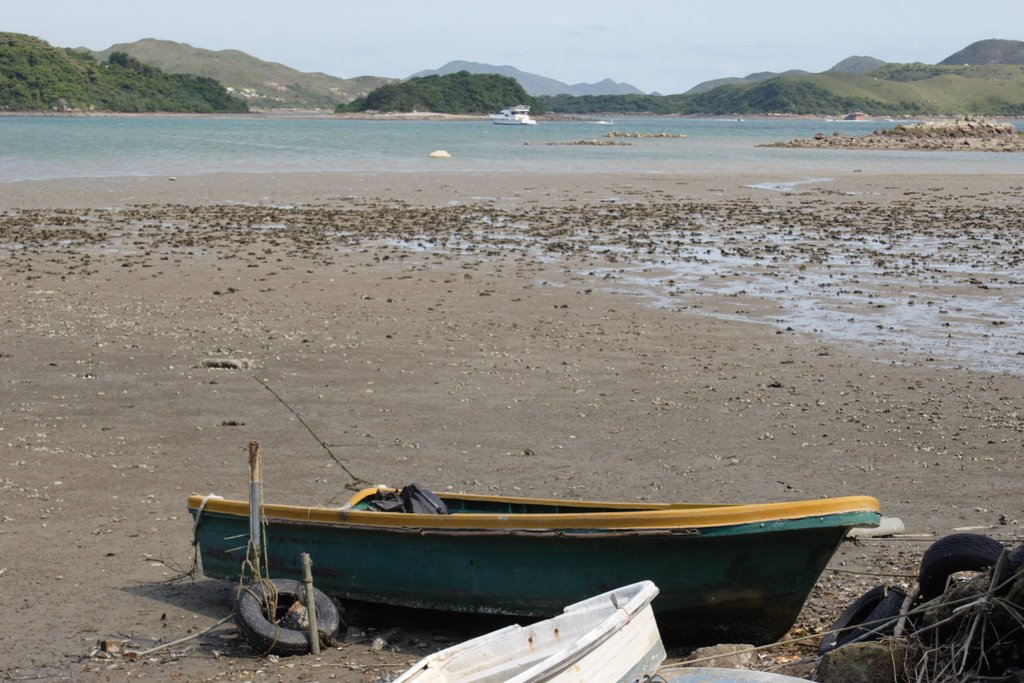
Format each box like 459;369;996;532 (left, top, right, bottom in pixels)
1;115;1022;181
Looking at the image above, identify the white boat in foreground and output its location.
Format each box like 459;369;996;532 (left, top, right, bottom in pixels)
391;581;665;683
490;105;537;125
660;668;809;682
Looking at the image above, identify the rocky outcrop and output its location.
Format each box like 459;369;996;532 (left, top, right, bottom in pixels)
605;131;688;139
764;116;1024;151
544;139;632;146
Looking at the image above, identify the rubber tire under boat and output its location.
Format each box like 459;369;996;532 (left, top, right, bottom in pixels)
918;533;1007;601
1008;545;1024;573
233;578;341;656
817;585;906;656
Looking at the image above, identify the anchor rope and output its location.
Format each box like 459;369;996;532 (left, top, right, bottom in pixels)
251;374;372;493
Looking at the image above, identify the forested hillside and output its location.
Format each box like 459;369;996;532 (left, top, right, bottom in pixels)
541;62;1024;116
0;33;247;113
339;71;540;114
91;38;392;109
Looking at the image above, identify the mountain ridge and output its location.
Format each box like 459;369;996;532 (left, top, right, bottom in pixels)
409;60;644;97
940;38;1024;65
90;38;395;109
686;55;887;95
6;33;1024;116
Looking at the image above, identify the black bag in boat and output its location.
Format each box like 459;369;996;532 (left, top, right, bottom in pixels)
367;490;404;512
401;483;449;514
368;483;448;515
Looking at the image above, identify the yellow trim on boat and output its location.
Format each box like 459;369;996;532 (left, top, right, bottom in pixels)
187;490;880;532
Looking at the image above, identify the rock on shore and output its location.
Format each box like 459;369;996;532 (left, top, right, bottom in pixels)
764;115;1024;151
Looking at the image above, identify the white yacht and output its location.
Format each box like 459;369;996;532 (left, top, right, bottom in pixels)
490;105;537;125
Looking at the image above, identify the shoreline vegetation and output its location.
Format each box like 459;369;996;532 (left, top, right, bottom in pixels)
0;33;247;113
4;108;1022;121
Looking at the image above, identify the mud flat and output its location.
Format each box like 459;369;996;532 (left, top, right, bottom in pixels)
1;170;1022;681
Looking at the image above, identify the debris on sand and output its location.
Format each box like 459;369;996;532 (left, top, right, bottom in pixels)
201;358;253;370
816;533;1024;683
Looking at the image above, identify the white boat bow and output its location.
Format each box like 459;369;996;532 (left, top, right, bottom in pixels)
392;580;665;682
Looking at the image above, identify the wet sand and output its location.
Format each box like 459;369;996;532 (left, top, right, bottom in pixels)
1;170;1022;681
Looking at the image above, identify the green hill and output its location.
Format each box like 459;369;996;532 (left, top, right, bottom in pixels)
706;64;1024;115
827;56;888;74
91;38;394;110
940;39;1024;66
543;61;1024;116
686;56;883;96
685;70;809;95
408;60;644;96
545;40;1024;116
0;33;247;112
339;71;540;114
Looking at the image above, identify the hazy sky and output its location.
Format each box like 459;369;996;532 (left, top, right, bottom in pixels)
6;0;1016;94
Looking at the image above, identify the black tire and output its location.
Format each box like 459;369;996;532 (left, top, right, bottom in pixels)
856;586;906;638
1007;545;1024;573
818;585;905;656
918;533;1007;601
234;578;341;656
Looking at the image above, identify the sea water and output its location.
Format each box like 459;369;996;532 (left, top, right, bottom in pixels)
1;114;1023;181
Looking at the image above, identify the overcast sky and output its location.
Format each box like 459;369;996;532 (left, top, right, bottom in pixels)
6;0;1015;94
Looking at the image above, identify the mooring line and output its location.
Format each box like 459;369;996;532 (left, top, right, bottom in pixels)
251;374;372;491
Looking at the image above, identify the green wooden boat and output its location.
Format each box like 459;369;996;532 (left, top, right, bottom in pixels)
188;487;880;645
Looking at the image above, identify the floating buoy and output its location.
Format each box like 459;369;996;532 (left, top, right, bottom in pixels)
428;150;451;158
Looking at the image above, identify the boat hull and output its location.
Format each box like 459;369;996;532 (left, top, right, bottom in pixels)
393;581;665;683
189;492;879;645
490;105;537;125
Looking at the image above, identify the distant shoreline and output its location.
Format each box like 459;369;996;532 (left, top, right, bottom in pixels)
6;109;1019;123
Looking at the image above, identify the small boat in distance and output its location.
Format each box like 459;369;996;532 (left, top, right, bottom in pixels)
188;486;881;645
490;105;537;125
392;581;665;682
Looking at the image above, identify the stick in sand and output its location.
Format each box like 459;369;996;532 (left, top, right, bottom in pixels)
301;553;321;655
248;441;262;578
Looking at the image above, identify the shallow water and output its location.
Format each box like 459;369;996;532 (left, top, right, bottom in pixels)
2;114;1023;181
361;202;1023;374
587;249;1023;376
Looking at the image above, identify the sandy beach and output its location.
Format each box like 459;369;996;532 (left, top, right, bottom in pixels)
1;170;1022;681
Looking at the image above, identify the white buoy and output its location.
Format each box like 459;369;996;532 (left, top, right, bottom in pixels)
428;150;451;158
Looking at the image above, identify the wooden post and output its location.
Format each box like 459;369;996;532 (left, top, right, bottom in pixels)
248;441;262;578
301;552;321;655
